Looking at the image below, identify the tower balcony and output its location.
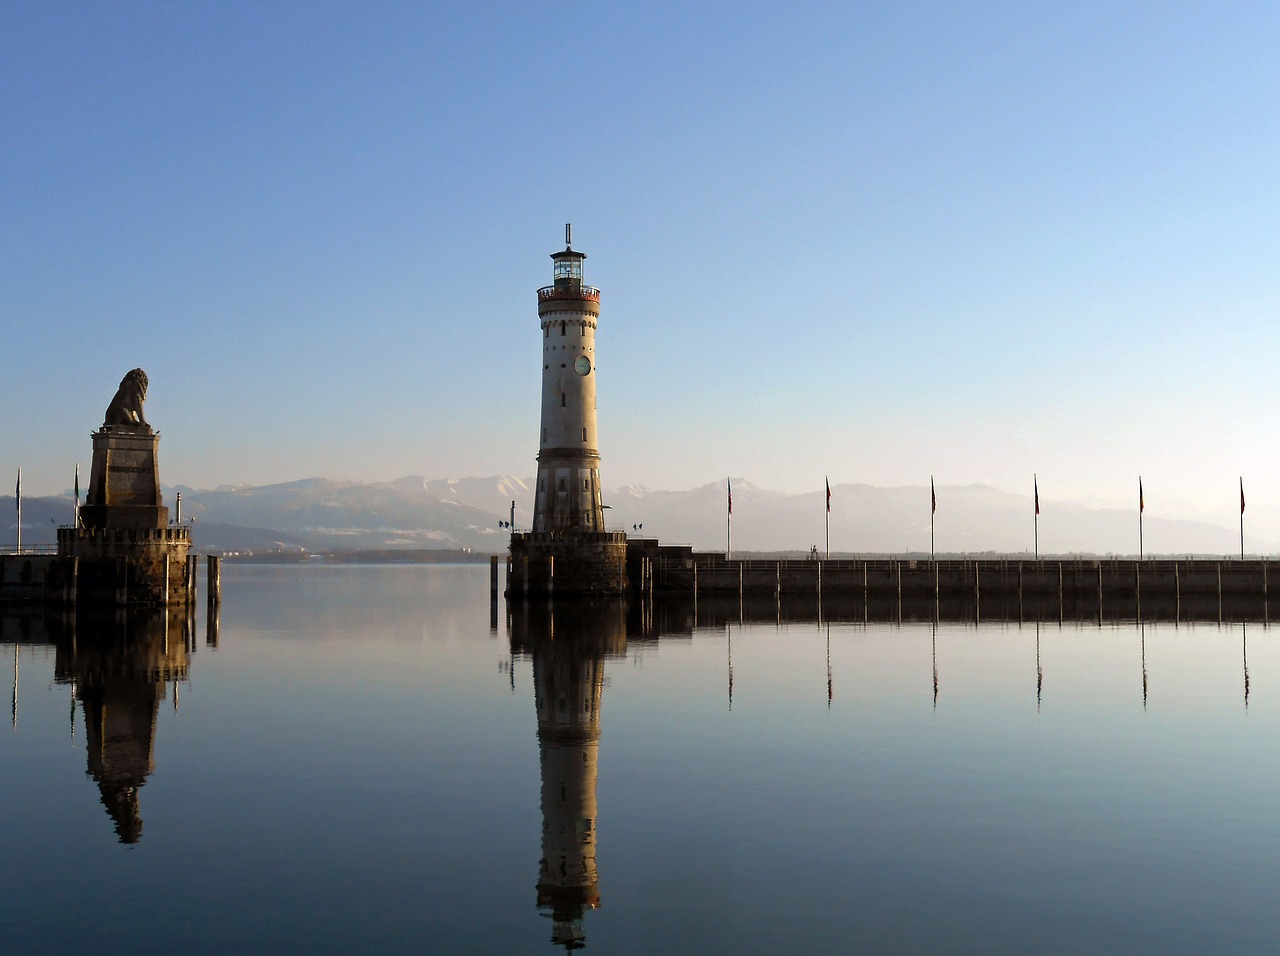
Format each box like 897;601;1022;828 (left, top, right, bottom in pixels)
538;285;600;303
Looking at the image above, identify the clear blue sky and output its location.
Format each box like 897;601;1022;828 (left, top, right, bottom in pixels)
4;1;1279;530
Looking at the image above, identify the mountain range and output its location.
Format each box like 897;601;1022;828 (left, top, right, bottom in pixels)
4;476;1273;558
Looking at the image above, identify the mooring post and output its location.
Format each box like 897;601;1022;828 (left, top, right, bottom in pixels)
547;555;554;602
738;561;744;601
1097;563;1103;613
1218;563;1223;623
1058;562;1063;622
207;555;221;608
775;561;781;600
817;560;822;601
490;555;498;599
1175;562;1181;622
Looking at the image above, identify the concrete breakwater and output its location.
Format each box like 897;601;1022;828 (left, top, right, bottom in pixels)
657;553;1276;623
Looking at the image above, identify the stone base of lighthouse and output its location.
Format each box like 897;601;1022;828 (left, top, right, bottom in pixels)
508;532;628;597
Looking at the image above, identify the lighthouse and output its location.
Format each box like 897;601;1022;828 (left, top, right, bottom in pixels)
533;225;604;533
509;227;628;596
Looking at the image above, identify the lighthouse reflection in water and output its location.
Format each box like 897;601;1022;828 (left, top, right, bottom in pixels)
511;601;628;950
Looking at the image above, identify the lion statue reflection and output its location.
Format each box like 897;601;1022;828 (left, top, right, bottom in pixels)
104;368;150;428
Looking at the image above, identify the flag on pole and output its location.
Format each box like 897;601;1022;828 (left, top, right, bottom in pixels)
15;468;19;509
1034;476;1040;515
826;477;831;514
727;478;732;515
931;476;936;514
1139;477;1144;513
1241;477;1246;515
74;464;80;502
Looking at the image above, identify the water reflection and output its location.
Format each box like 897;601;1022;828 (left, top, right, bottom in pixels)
510;601;627;950
6;606;214;844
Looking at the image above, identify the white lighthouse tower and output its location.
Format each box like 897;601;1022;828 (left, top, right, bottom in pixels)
510;227;628;596
533;225;605;533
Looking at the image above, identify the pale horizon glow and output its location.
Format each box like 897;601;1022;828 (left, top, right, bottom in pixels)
4;3;1279;524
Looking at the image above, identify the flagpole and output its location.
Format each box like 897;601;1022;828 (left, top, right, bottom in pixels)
824;476;830;560
930;476;935;561
1033;474;1039;561
726;478;732;559
74;463;81;530
1240;476;1245;560
1138;476;1144;560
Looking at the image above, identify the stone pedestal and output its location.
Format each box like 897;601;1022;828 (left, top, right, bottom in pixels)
56;424;190;606
80;426;168;530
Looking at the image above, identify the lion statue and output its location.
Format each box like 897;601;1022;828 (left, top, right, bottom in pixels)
104;368;150;427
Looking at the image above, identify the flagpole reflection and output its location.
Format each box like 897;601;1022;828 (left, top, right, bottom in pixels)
1036;622;1042;714
1243;623;1250;712
1141;624;1148;710
931;619;938;711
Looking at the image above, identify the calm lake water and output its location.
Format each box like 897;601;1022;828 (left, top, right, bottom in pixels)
4;563;1280;954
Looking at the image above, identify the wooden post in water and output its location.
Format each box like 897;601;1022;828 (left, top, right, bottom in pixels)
1175;562;1181;622
975;562;981;622
490;555;498;599
775;561;781;600
896;561;903;622
1218;563;1223;624
1057;562;1063;622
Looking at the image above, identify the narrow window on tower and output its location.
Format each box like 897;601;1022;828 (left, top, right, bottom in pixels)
582;428;587;441
561;392;565;407
560;322;566;336
544;326;549;338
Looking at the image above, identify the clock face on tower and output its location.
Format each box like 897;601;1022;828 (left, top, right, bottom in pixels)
574;355;592;376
